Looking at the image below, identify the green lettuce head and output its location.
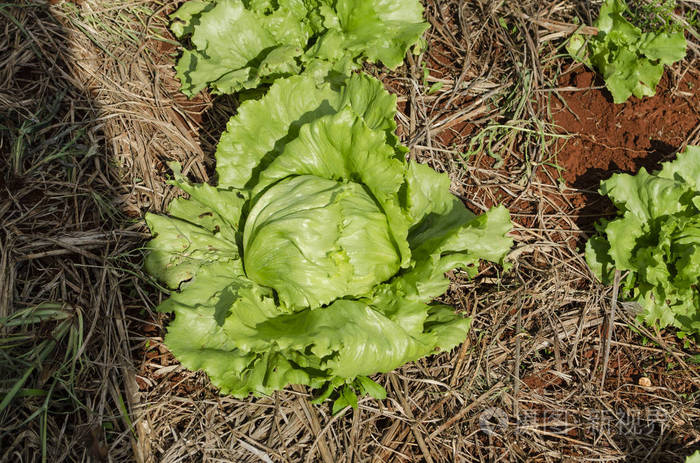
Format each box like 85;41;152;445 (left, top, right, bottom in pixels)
144;74;513;400
170;0;429;97
586;146;700;338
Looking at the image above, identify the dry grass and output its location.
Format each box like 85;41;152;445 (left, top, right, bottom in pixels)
1;0;699;462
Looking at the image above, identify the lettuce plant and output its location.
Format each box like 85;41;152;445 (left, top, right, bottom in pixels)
586;146;700;338
567;0;686;103
144;74;513;399
170;0;429;97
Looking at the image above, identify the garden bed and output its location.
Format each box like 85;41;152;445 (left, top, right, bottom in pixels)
1;1;699;462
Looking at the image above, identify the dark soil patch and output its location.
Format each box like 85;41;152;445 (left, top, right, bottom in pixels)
552;68;700;189
538;67;700;235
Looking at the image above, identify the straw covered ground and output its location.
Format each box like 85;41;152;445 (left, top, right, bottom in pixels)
1;0;699;461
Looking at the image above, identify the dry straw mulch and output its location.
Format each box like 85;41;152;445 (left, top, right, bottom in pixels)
1;0;699;462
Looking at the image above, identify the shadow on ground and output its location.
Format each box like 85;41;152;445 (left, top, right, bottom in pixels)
1;2;137;461
571;139;684;237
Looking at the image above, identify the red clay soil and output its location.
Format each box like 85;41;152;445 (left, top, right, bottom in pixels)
552;68;700;190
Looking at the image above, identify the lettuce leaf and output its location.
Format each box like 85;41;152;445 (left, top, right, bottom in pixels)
567;0;686;103
585;146;700;338
170;0;428;97
144;74;513;397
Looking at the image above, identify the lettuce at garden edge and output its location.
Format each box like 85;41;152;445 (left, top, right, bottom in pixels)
171;0;429;97
586;146;700;338
567;0;686;103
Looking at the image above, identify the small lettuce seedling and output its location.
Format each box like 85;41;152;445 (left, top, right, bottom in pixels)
586;146;700;339
568;0;686;103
